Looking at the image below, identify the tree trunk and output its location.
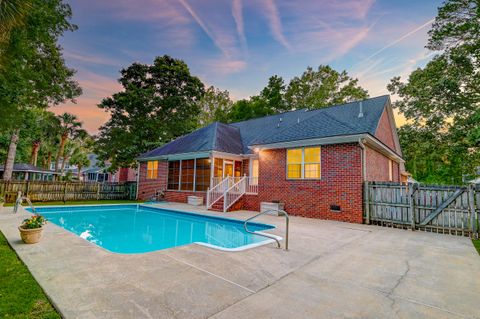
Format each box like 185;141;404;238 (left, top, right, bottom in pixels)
46;152;52;170
3;129;20;181
55;133;68;172
77;165;82;180
61;155;68;175
30;140;41;166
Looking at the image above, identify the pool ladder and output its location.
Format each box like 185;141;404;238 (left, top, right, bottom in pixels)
243;209;289;250
13;191;36;214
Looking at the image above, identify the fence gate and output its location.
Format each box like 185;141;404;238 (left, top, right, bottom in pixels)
364;182;479;238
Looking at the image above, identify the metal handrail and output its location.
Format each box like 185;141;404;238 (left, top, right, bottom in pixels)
13;191;36;214
243;209;289;250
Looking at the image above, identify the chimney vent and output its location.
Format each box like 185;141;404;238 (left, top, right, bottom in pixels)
358;101;364;118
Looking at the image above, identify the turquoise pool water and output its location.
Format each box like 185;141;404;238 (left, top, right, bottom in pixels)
28;205;276;253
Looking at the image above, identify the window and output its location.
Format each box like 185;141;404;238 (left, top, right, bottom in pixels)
195;158;211;191
287;147;321;179
234;161;242;177
214;158;223;177
167;161;180;190
287;149;302;179
251;159;259;185
388;159;393;181
147;161;158;179
180;160;194;190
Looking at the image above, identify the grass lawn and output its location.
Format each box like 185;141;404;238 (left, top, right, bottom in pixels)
5;199;144;207
473;239;480;255
0;231;60;318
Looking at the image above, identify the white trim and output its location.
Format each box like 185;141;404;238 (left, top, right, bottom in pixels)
363;135;404;163
250;134;366;150
140;151;211;161
211;151;244;161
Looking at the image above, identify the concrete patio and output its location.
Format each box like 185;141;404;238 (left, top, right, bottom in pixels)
0;203;478;319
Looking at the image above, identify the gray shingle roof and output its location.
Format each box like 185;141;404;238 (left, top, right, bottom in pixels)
138;95;390;159
0;163;57;173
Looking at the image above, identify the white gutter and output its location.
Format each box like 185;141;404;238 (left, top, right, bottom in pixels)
358;138;370;224
358;138;367;182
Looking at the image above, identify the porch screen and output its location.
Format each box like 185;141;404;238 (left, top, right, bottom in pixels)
180;159;194;191
195;158;211;191
167;161;180;190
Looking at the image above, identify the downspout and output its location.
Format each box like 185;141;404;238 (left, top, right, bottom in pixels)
358;138;369;224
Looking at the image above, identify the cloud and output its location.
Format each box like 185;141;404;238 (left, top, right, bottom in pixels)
361;18;434;62
64;50;123;67
203;58;247;75
231;0;247;54
260;0;291;51
178;0;232;57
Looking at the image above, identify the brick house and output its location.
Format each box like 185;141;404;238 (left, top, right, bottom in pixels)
137;95;404;223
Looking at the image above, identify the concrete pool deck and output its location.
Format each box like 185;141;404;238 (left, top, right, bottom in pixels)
0;203;479;319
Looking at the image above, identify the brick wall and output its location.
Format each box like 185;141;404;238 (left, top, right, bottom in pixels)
375;108;397;152
365;146;400;182
137;161;167;200
243;144;364;223
164;191;206;203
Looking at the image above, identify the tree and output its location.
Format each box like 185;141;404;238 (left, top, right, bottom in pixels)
285;65;368;110
388;0;480;184
69;151;90;180
55;113;85;172
0;0;81;180
96;55;205;170
0;0;32;46
259;75;288;113
198;86;232;126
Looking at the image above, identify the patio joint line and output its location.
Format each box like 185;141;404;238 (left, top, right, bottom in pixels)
166;254;256;294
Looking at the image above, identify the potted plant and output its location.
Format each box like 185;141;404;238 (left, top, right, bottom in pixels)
18;214;47;244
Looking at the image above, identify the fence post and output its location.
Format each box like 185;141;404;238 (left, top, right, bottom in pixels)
364;181;370;224
468;184;477;239
26;181;30;197
63;182;68;202
96;183;100;200
409;183;417;231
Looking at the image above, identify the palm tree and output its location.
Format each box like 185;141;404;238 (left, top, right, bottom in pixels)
69;151;90;180
55;113;85;172
0;0;32;44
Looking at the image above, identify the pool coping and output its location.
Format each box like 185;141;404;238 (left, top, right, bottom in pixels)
28;203;282;253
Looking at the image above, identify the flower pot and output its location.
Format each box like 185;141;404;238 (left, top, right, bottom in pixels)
18;226;43;244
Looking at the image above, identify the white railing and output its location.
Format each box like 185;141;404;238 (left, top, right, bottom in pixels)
246;177;258;194
211;176;242;188
206;177;230;209
224;176;247;212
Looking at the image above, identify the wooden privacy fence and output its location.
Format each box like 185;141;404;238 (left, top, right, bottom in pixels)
0;180;137;203
364;182;479;238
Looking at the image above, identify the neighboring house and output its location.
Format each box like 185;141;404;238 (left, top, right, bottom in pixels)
82;154;137;183
137;95;404;223
0;163;59;181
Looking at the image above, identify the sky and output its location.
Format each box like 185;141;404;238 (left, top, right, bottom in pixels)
54;0;443;133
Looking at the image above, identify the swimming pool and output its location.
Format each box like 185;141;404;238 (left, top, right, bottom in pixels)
28;205;278;253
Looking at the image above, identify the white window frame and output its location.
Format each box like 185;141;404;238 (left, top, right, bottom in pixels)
388;159;393;182
286;146;321;180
